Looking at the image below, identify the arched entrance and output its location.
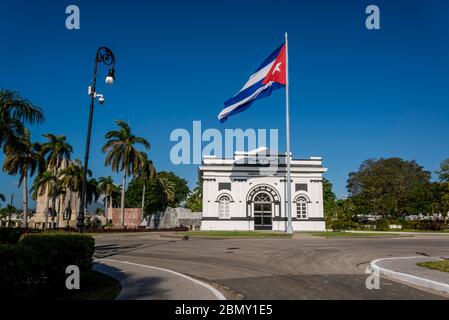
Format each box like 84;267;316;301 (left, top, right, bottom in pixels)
253;192;273;230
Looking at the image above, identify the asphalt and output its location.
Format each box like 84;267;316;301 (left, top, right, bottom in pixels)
93;232;449;300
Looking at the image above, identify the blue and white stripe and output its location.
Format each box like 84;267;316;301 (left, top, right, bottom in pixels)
218;44;285;122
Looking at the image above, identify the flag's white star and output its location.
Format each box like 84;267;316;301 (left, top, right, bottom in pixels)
272;62;282;74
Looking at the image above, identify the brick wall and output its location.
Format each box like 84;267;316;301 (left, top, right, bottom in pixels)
111;208;143;228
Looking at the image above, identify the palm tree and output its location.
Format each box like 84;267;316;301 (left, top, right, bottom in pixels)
53;180;66;228
155;175;175;208
0;193;5;208
59;159;85;225
111;184;122;208
0;89;45;152
2;129;45;227
31;170;58;228
41;134;72;228
138;153;156;214
85;178;100;209
103;120;150;227
98;176;116;222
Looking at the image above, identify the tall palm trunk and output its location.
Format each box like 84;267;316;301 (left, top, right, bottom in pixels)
66;189;72;227
22;174;28;228
120;171;127;228
56;194;63;228
44;185;50;229
104;194;108;221
109;194;113;223
51;193;56;228
51;164;58;229
141;182;146;212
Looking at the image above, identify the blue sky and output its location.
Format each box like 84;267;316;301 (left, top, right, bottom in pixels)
1;0;449;207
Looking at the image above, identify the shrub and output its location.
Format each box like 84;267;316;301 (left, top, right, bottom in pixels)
330;219;360;231
20;233;95;289
0;228;24;244
403;220;447;231
0;244;32;297
375;219;390;231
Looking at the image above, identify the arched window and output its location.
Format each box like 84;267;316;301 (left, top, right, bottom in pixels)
254;192;271;203
296;197;308;219
218;195;230;219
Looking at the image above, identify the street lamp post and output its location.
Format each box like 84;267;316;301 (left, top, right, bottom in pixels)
77;47;116;232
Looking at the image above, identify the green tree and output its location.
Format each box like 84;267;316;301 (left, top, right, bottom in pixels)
41;134;72;228
0;89;45;151
31;170;58;228
347;158;431;217
156;175;176;206
98;176;116;221
59;159;84;224
138;153;156;214
322;178;337;216
437;158;449;183
426;182;449;218
125;171;189;216
103;120;150;227
157;171;189;207
110;183;122;208
53;179;66;227
0;193;5;208
85;178;100;208
185;180;202;212
2;128;45;227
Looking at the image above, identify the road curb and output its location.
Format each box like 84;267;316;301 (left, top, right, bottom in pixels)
370;256;449;295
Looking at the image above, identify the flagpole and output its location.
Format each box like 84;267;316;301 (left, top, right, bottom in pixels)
285;32;293;234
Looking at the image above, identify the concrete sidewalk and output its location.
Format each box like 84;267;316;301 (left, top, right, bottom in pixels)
370;256;449;295
94;258;226;300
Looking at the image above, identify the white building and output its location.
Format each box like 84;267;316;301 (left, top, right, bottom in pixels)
199;150;327;231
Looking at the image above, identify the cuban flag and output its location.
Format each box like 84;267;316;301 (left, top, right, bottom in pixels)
218;43;287;122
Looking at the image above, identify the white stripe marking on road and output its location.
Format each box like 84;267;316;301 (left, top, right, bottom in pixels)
99;258;227;300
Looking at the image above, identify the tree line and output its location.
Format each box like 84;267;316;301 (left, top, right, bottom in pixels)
324;157;449;228
0;89;192;228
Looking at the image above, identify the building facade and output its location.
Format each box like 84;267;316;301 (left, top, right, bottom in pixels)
31;160;80;229
199;151;327;231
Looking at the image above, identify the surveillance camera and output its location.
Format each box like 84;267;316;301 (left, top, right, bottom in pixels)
95;93;105;105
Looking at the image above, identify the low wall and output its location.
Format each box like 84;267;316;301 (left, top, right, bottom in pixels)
111;208;142;228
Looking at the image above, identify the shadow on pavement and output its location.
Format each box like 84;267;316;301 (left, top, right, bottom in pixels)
94;262;169;300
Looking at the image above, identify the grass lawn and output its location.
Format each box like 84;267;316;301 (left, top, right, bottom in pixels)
309;231;400;237
20;270;121;300
183;231;292;238
417;260;449;273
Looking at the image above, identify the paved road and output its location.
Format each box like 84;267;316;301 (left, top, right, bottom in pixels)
94;233;449;300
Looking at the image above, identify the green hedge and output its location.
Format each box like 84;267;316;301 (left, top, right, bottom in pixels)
0;233;95;298
375;219;390;231
402;220;447;231
0;244;32;293
20;233;95;288
329;219;360;231
0;228;24;244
